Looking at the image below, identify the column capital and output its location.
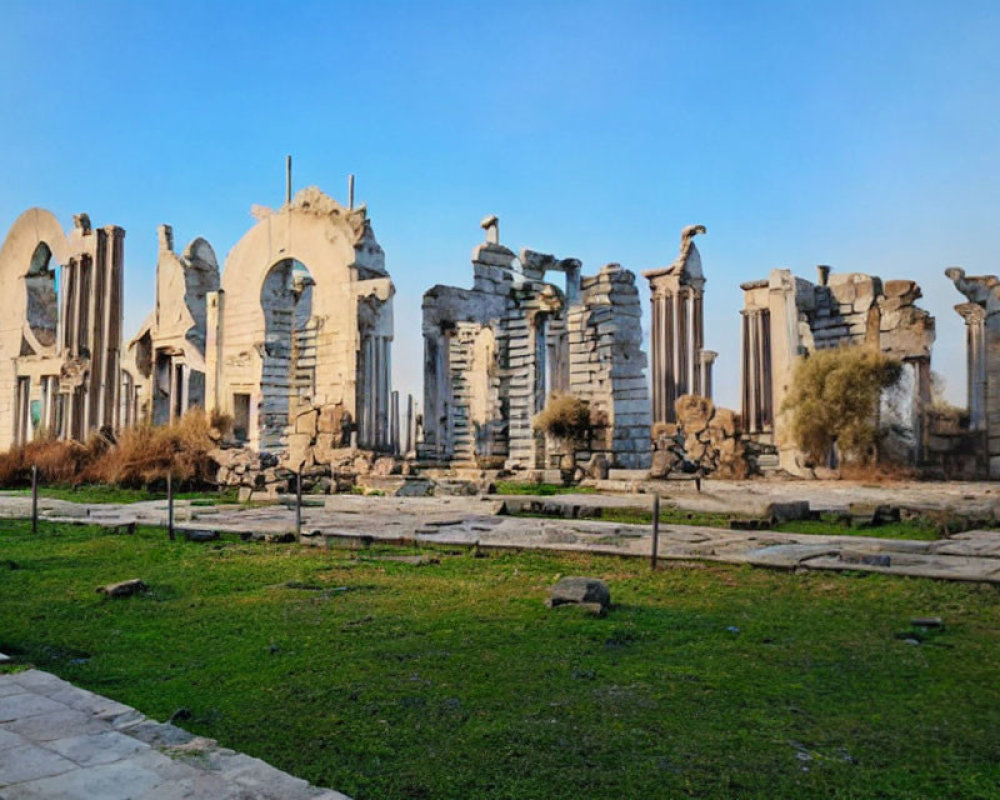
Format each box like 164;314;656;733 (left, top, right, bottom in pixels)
955;302;987;324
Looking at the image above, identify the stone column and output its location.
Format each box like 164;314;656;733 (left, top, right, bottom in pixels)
699;350;717;399
956;302;987;431
741;308;772;434
686;291;696;394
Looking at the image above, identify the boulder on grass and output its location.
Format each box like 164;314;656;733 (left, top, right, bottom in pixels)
97;579;147;597
546;577;611;614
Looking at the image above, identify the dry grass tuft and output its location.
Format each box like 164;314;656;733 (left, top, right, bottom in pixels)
532;393;591;442
0;410;221;489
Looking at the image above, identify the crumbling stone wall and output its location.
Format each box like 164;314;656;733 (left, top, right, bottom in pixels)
741;267;934;474
204;187;395;460
422;216;651;471
128;225;220;426
0;208;127;448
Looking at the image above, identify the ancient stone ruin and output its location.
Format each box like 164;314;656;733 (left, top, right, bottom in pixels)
939;267;1000;478
643;225;716;425
128;226;220;426
421;216;651;472
740;266;935;474
0;208;129;449
129;187;396;466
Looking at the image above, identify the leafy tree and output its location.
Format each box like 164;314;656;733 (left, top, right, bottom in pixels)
782;345;902;465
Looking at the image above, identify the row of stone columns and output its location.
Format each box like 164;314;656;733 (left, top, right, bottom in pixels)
648;286;715;423
740;307;773;434
357;333;391;450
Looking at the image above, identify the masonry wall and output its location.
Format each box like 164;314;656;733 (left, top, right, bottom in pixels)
0;208;125;449
422;221;651;471
741;267;935;473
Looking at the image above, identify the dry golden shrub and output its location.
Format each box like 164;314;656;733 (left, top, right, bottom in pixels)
0;410;223;489
82;410;218;487
532;393;591;442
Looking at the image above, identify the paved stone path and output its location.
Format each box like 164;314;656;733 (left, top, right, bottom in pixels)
0;669;349;800
1;483;999;583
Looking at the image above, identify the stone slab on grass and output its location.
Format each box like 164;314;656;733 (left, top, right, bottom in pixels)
0;670;352;799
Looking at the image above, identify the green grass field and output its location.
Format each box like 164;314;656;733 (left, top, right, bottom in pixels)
1;485;240;505
1;521;998;799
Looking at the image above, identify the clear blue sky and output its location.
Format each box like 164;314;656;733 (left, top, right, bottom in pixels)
3;0;998;409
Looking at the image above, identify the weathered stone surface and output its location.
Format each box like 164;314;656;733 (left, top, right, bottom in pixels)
0;670;352;799
547;577;611;611
422;217;649;473
742;266;934;475
0;209;126;447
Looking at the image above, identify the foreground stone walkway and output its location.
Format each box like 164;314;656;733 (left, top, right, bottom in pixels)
0;670;348;800
0;483;999;583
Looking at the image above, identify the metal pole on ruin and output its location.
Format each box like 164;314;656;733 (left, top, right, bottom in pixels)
285;155;292;205
650;493;660;571
167;471;175;541
295;463;303;539
31;465;38;535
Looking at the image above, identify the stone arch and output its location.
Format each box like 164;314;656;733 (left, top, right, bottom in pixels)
215;189;393;453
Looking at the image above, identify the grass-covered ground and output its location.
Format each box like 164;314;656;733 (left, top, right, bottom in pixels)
1;521;998;799
2;484;240;505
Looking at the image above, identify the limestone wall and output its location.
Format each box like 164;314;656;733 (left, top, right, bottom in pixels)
741;267;935;473
0;208;125;448
422;218;651;472
209;187;394;457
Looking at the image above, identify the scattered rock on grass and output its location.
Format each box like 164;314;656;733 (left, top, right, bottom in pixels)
547;577;611;614
97;579;147;597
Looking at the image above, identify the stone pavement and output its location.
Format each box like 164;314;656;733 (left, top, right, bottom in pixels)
1;483;999;583
0;669;349;800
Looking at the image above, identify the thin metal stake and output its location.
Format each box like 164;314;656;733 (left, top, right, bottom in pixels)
167;472;175;541
295;464;303;539
651;493;660;571
31;465;38;535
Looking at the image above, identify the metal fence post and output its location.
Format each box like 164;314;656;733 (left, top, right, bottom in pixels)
651;492;660;571
167;472;175;541
295;464;303;539
31;465;38;535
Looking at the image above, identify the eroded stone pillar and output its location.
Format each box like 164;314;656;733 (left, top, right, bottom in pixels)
957;302;987;431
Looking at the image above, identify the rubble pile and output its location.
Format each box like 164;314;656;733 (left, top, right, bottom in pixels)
650;394;748;479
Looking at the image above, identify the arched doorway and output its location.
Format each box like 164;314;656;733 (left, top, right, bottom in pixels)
259;259;316;450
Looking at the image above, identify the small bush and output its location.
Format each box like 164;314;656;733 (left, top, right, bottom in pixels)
532;393;591;442
782;345;903;466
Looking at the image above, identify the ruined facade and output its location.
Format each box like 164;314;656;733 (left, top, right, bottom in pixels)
944;268;1000;478
422;217;651;471
126;187;395;462
213;187;393;460
129;226;220;426
0;208;129;448
740;267;935;473
643;225;716;424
